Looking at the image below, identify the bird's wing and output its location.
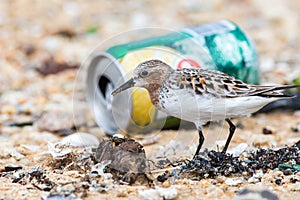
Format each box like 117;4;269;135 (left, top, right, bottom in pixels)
176;68;296;98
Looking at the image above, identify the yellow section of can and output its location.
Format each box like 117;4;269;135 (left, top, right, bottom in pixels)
131;88;155;126
119;46;180;126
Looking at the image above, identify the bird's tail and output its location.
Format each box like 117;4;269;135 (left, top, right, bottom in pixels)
250;85;300;98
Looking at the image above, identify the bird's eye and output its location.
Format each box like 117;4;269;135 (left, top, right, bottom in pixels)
140;71;149;77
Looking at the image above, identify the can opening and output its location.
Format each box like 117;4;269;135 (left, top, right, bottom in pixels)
98;76;113;99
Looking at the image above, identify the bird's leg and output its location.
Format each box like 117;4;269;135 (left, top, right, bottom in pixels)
193;125;205;159
222;119;236;153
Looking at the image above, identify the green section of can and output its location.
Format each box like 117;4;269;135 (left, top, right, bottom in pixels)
107;20;259;84
202;23;259;85
107;32;192;59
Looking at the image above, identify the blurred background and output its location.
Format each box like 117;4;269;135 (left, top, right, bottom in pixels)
0;0;300;143
1;0;300;92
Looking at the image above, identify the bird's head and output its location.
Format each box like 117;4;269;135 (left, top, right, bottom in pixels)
111;59;174;96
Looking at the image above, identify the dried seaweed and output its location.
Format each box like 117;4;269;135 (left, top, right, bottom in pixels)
93;137;154;185
180;143;300;180
35;56;79;76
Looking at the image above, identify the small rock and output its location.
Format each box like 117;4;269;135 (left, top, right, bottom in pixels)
294;110;300;117
273;171;284;178
262;126;276;135
248;171;263;183
2;165;23;172
289;176;298;184
35;56;79;76
264;172;276;182
205;185;226;198
228;143;248;157
157;172;170;183
130;12;149;27
1;105;17;115
252;134;277;147
41;37;61;52
138;189;160;200
248;176;259;183
156;140;189;161
274;178;282;185
47;142;73;159
260;57;275;73
41;194;77;200
283;169;293;175
287;182;300;191
138;187;178;200
215;176;226;184
162;181;171;188
291;123;300;132
54;29;77;38
37;111;75;134
157;187;178;200
22;44;36;56
117;189;128;198
139;135;158;146
91;162;113;180
61;132;100;147
225;178;244;186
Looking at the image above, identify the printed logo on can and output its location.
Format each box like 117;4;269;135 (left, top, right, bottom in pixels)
177;58;201;69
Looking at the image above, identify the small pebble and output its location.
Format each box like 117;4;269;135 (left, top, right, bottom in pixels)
205;185;225;198
227;143;248;157
273;171;283;178
252;134;277;147
290;177;298;184
262;126;276;135
117;190;128;198
157;173;169;183
138;189;160;200
293;110;300;117
287;182;300;191
248;177;260;183
291;123;300;132
138;187;178;200
162;181;171;188
264;173;275;182
37;111;74;133
274;178;282;185
42;194;76;200
157;187;178;200
215;176;225;184
225;178;244;186
1;105;17;115
61;132;100;147
283;169;292;175
211;180;218;185
3;165;23;172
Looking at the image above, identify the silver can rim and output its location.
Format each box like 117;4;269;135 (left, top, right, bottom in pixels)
85;52;132;134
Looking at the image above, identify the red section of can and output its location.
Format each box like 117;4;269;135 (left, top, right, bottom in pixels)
177;59;201;69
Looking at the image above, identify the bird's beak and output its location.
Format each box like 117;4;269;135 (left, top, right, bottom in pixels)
111;78;136;96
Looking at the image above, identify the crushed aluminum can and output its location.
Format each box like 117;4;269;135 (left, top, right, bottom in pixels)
86;20;259;135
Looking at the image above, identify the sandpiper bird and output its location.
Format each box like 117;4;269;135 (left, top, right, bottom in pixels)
112;60;298;158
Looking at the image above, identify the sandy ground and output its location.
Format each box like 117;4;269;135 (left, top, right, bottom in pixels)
0;0;300;199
